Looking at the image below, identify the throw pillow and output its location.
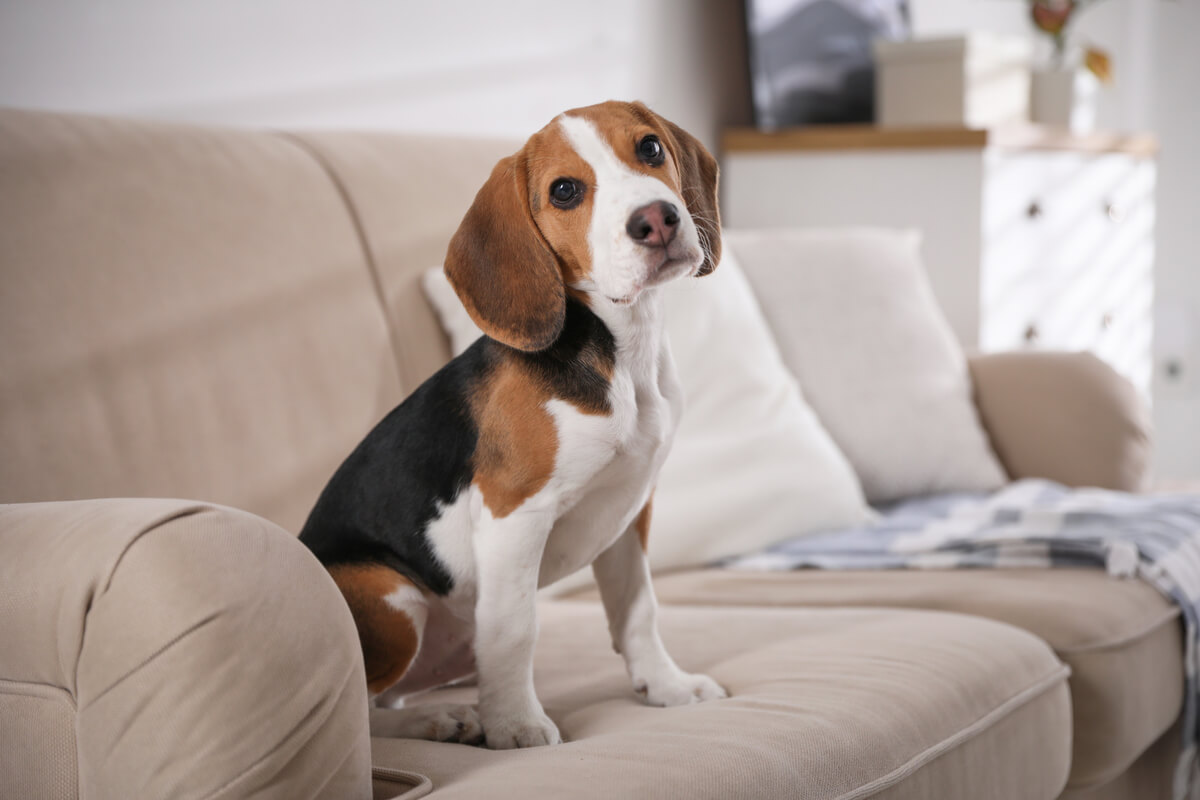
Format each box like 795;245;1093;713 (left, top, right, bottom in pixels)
728;227;1007;503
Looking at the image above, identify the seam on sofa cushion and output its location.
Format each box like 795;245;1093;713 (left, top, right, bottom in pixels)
0;678;77;710
1055;606;1181;654
78;610;219;712
69;502;212;698
839;663;1071;800
275;132;410;387
622;577;1183;656
371;767;434;800
97;504;212;595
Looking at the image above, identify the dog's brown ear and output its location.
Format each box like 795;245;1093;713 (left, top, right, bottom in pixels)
445;154;565;351
658;113;721;276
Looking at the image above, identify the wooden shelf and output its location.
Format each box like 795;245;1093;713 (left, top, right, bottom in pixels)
722;124;1159;157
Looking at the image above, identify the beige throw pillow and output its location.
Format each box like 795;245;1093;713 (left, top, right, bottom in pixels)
729;227;1007;503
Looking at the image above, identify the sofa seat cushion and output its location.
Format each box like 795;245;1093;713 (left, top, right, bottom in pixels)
372;603;1070;800
613;568;1183;790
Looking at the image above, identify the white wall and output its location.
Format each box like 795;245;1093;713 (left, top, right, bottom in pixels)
1146;0;1200;482
0;0;750;152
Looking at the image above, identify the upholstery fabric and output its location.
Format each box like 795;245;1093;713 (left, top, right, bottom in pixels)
969;351;1152;492
422;254;874;581
728;227;1008;502
371;603;1072;800
1061;718;1179;800
0;683;77;800
286;130;515;394
0;499;372;800
583;567;1184;789
0;109;404;533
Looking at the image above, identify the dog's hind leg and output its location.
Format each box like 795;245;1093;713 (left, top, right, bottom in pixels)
328;563;482;744
368;702;483;744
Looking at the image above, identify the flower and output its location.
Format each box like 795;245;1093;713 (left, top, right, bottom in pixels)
1024;0;1112;76
1031;0;1075;36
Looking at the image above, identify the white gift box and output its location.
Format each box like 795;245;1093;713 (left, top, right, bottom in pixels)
873;34;1033;128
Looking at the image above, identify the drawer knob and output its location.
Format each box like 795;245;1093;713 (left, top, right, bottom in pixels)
1027;201;1043;220
1024;324;1040;343
1104;200;1124;222
1101;312;1114;330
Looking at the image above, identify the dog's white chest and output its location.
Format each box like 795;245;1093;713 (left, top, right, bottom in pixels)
548;365;668;489
423;293;682;604
537;330;681;586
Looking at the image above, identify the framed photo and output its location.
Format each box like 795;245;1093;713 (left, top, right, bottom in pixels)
746;0;910;129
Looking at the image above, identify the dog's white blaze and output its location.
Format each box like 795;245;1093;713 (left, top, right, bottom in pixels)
557;114;702;302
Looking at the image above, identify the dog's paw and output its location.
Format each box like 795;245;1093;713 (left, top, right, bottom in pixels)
637;671;728;707
483;708;562;749
428;703;486;744
370;703;484;745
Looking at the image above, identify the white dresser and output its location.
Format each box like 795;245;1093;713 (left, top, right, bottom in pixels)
721;126;1158;396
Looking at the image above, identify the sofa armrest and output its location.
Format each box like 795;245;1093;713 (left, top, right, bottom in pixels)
968;351;1152;492
0;499;371;800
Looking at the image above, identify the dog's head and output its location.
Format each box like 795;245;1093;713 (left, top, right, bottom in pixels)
445;100;721;351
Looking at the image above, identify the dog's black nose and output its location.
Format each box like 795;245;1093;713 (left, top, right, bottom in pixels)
626;201;680;247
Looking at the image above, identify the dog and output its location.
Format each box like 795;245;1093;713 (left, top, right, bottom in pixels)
300;100;726;750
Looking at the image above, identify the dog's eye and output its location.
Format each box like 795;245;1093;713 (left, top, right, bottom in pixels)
637;135;664;166
549;178;582;209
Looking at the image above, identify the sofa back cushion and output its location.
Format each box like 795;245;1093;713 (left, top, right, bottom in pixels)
0;110;404;532
287;130;517;391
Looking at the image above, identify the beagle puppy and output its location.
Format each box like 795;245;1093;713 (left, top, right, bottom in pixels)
300;100;725;749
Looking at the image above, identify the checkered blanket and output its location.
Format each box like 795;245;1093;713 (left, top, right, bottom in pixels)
723;479;1200;798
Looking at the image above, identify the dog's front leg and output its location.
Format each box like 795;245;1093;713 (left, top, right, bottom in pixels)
592;518;728;706
473;508;562;749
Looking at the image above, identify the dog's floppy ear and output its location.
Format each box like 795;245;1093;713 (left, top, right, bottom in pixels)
655;111;722;276
445;153;565;351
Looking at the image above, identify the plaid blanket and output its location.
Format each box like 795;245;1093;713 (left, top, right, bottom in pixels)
723;479;1200;799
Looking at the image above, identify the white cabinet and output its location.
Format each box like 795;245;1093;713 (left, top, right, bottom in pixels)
721;126;1158;396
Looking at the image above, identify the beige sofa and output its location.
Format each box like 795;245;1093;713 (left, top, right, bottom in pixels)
0;109;1180;800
